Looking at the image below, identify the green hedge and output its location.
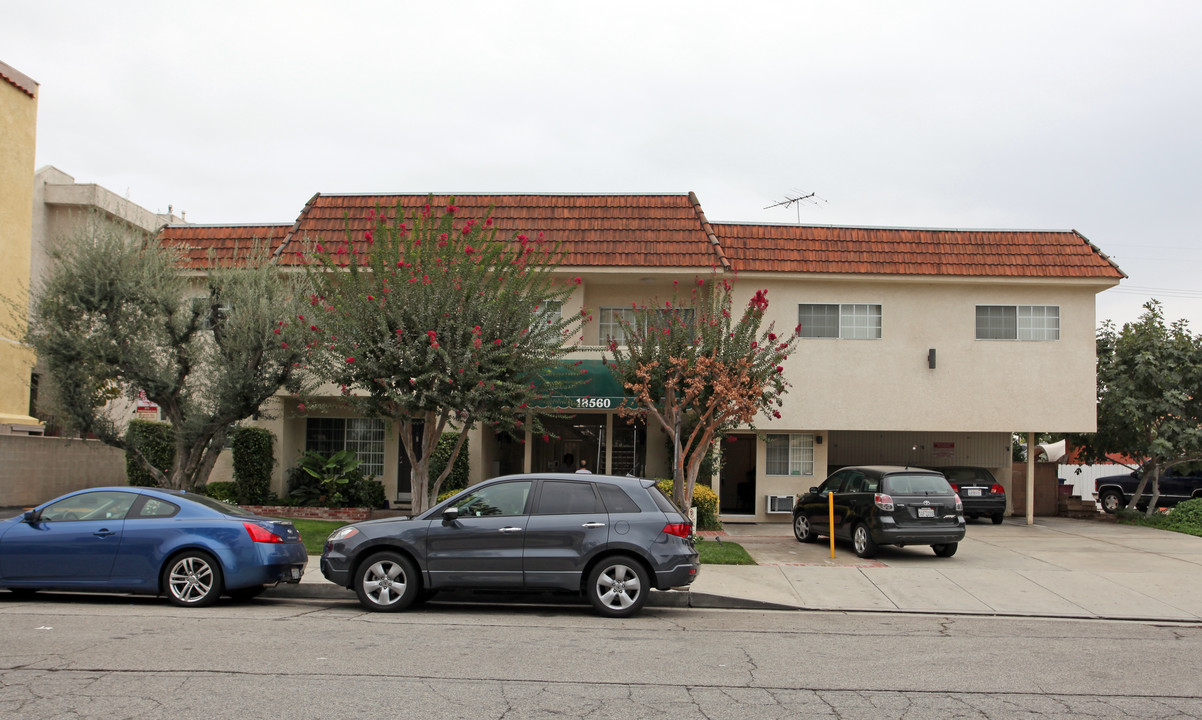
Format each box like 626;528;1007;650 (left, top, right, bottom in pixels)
430;433;470;495
655;479;721;531
125;420;174;487
232;426;276;504
201;481;238;504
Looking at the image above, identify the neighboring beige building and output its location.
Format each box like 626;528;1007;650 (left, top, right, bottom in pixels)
162;193;1124;520
0;60;40;433
26;166;182;434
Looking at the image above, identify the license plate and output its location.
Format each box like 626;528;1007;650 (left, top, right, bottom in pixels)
917;507;936;518
967;489;982;497
290;567;302;580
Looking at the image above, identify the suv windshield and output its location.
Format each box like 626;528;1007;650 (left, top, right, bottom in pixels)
884;474;952;495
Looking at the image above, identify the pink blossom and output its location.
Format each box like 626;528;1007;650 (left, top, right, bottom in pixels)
367;295;374;301
280;342;288;349
273;328;281;335
446;204;458;214
346;357;355;364
297;402;306;412
315;243;325;253
364;230;373;243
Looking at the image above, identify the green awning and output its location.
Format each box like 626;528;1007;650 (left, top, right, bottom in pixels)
535;359;632;410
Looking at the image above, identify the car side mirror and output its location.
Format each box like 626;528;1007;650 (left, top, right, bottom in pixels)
809;487;819;495
442;506;459;524
22;509;41;523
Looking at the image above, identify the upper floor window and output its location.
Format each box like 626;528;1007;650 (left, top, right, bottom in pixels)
976;305;1059;341
797;304;881;339
599;307;695;345
533;301;563;329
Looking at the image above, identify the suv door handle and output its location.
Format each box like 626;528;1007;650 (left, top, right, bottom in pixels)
498;527;523;533
93;529;116;537
581;522;606;528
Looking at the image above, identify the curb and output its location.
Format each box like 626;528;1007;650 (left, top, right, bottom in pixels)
262;582;795;612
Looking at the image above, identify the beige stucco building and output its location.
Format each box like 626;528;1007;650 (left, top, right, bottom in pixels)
162;193;1124;521
0;61;40;433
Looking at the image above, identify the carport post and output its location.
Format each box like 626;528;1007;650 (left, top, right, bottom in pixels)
1026;431;1035;525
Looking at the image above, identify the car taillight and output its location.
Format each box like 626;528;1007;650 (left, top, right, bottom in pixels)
954;494;964;512
990;483;1005;494
663;522;692;538
243;522;284;543
949;483;959;493
874;493;894;511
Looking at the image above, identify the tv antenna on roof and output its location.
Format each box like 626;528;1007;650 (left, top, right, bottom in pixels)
764;191;826;223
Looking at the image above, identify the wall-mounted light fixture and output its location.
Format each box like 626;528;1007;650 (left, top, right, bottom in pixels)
815;435;823;445
928;348;936;369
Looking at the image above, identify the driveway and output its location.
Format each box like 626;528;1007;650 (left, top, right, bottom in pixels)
692;516;1202;620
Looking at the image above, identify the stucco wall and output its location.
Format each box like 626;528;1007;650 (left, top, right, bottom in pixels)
744;275;1103;433
0;436;126;507
0;67;38;427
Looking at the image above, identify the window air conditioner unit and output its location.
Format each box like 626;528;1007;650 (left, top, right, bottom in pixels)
766;494;795;514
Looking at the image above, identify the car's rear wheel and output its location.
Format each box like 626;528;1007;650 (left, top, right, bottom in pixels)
991;513;1005;525
163;551;223;607
932;542;958;557
587;557;649;618
1099;489;1123;514
354;551;419;612
227;585;266;601
793;514;817;543
852;524;877;559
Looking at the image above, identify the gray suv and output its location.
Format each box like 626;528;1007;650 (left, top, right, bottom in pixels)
321;473;699;617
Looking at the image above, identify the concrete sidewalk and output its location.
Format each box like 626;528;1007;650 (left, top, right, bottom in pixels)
269;516;1202;622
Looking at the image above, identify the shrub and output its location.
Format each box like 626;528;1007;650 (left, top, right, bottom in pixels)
201;481;238;503
232;426;276;505
1169;497;1202;529
347;476;387;509
285;450;385;508
655;479;722;531
125;420;174;487
430;433;470;495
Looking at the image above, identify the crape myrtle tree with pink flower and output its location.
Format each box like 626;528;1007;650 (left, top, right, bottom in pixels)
303;198;585;514
605;277;800;510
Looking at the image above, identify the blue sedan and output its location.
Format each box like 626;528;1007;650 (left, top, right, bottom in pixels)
0;487;307;606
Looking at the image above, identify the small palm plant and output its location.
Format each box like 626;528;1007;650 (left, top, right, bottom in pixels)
295;449;362;506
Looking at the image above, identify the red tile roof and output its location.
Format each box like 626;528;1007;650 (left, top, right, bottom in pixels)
713;223;1126;279
0;60;37;98
272;193;727;269
160;193;1126;282
159;224;293;270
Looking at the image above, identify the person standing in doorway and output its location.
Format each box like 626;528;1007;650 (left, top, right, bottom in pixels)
576;459;592;474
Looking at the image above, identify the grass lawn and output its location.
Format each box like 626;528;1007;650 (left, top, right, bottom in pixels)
280;518;349;555
696;538;756;565
1116;511;1202;538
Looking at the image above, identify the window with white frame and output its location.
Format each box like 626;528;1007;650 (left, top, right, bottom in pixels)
797;304;881;339
533;300;563;328
765;434;815;476
599;307;638;345
305;418;386;478
599;306;696;345
976;305;1059;340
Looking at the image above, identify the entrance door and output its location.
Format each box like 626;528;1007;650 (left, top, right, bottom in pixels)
719;435;757;515
533;415;605;474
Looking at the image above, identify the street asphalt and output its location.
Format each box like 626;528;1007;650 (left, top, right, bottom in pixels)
271;515;1202;622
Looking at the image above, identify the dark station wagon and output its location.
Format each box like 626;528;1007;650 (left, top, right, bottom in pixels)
792;465;966;558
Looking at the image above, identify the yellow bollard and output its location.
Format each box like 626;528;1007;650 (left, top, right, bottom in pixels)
829;492;836;559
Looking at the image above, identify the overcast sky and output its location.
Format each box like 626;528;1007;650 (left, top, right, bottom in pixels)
5;1;1201;328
